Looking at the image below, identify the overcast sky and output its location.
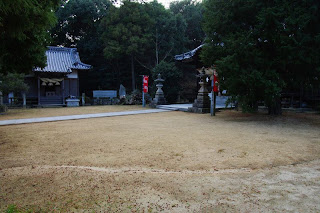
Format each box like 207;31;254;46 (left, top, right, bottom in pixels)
152;0;176;8
114;0;200;9
152;0;202;8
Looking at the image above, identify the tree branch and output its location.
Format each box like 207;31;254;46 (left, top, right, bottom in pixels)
135;57;153;71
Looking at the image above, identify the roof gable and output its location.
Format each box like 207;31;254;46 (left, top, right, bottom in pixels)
34;46;92;73
174;44;204;62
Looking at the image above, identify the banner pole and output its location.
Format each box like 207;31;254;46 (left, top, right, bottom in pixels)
213;92;216;116
143;91;145;107
211;77;214;116
142;75;145;107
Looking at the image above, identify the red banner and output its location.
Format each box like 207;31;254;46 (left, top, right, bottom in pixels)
213;74;219;92
143;76;149;93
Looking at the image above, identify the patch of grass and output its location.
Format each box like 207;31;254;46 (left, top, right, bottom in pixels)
6;205;19;213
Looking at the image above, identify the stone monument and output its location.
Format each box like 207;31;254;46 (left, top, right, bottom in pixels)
150;73;166;107
82;93;86;106
189;68;210;113
119;84;126;98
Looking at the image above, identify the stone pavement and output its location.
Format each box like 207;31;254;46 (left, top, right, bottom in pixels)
0;97;233;126
157;96;232;112
0;109;171;126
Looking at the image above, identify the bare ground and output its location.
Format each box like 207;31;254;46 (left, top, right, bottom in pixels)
0;105;144;120
0;110;320;212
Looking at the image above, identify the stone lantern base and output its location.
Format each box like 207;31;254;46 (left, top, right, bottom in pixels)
188;72;210;113
189;96;210;113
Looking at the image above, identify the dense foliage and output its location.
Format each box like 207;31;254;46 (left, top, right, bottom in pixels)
0;0;59;74
99;0;200;101
202;0;320;114
51;0;112;93
101;1;153;91
170;0;205;50
0;73;29;95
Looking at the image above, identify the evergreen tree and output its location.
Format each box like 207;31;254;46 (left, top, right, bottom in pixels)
170;0;205;49
50;0;113;92
0;0;59;74
202;0;320;114
100;0;154;91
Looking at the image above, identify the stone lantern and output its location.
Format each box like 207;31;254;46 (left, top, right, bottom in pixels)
189;68;210;113
150;73;166;107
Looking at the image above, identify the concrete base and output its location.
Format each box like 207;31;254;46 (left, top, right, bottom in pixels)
188;107;210;113
66;98;80;107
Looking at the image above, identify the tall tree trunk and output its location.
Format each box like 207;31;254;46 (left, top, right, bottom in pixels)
131;55;135;91
115;60;120;94
155;29;159;65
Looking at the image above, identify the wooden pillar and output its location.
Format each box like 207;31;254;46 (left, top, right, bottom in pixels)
62;79;65;105
77;78;80;97
37;77;41;106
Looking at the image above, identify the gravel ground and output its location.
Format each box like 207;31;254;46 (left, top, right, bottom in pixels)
0;105;144;120
0;110;319;212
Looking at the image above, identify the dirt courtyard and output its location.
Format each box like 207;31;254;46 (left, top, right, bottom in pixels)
0;109;320;212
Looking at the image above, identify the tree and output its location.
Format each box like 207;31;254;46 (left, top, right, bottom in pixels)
0;0;59;74
136;1;188;69
170;0;205;50
100;1;153;91
51;0;111;48
0;73;29;95
202;0;320;114
50;0;113;92
100;0;188;101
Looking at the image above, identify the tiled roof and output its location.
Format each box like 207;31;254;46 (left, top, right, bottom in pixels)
174;44;204;61
34;46;92;73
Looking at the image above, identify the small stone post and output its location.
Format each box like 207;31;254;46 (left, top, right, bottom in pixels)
82;93;85;106
22;92;26;108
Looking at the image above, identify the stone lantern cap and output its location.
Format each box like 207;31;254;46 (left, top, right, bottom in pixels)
155;73;164;82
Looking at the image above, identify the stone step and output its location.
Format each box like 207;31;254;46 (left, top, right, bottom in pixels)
156;106;181;111
40;97;63;105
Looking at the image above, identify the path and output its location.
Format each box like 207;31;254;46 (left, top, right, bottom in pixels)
0;96;231;126
0;109;171;126
157;96;231;111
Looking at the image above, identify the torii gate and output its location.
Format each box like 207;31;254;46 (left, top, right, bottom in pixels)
174;45;219;115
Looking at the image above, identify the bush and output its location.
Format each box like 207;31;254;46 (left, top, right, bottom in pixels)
121;90;151;105
84;96;91;105
0;105;8;113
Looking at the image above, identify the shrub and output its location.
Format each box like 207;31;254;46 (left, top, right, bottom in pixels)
0;105;8;113
121;90;151;105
